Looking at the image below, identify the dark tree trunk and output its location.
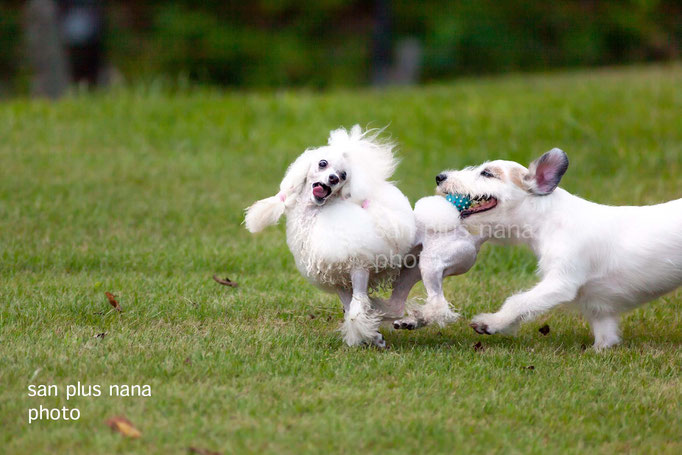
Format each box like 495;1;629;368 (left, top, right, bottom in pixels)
25;0;70;98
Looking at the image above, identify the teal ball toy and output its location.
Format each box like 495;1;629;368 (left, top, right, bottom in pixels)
445;193;472;212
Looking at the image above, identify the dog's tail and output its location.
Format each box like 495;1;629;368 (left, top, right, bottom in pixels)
244;194;287;233
245;148;318;233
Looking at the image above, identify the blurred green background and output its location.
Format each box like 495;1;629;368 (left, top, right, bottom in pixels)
1;0;681;95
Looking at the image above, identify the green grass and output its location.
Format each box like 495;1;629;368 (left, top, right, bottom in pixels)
1;65;681;454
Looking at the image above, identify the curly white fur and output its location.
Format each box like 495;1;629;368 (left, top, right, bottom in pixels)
245;126;416;347
342;294;384;347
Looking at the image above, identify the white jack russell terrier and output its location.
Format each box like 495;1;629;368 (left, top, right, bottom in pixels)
433;148;682;349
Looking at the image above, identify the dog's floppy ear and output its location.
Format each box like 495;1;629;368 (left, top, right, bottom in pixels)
524;148;569;195
244;149;315;233
279;148;316;198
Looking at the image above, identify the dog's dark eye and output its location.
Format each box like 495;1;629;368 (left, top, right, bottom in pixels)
339;171;347;181
480;169;495;178
319;160;328;169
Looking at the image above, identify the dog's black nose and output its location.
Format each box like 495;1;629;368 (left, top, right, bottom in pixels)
328;174;339;185
436;173;447;185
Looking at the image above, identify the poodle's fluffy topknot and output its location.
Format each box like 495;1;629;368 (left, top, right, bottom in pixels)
328;126;399;206
328;125;398;183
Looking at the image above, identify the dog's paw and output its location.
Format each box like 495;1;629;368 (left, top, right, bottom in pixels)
372;332;388;349
470;321;491;335
362;332;389;349
592;336;621;352
470;313;507;335
392;316;422;330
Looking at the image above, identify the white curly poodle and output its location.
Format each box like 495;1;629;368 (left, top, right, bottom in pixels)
245;126;416;347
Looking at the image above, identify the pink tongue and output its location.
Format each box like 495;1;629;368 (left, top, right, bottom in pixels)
313;185;327;198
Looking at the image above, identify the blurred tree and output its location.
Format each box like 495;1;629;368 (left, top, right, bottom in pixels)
58;0;105;85
0;3;22;95
372;0;392;85
25;0;70;98
2;0;681;93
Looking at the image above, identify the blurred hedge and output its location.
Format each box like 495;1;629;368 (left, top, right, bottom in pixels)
0;3;22;94
2;0;681;92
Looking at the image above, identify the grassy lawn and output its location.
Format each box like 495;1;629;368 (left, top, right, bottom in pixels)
1;65;681;454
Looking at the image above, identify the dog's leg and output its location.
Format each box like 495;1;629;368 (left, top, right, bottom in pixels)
409;239;479;328
391;263;431;330
420;264;461;327
372;263;422;321
374;245;423;320
589;314;622;350
394;236;478;330
471;272;580;335
342;268;385;348
337;288;352;314
393;266;459;330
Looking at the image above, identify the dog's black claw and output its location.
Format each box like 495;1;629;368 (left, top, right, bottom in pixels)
470;322;491;335
393;319;418;330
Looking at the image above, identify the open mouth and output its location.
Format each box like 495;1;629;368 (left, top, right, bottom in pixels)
459;195;498;218
312;182;332;203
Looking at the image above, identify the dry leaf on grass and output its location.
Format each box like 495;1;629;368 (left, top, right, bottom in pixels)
188;447;222;455
473;341;485;352
105;292;122;312
212;275;238;287
538;324;550;336
106;416;141;438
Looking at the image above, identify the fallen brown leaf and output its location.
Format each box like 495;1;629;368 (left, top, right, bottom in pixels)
105;292;122;312
473;341;485;352
212;275;238;288
106;416;141;438
526;365;535;370
538;324;550;336
188;447;222;455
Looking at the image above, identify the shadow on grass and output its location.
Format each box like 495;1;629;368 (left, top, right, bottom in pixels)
380;322;682;353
